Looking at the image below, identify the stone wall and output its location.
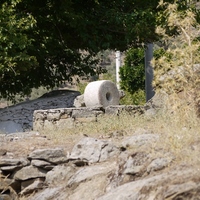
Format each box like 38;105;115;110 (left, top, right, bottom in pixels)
0;90;80;133
33;105;144;132
0;88;145;134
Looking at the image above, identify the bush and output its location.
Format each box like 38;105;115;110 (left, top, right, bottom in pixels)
118;47;146;105
120;89;145;105
119;47;145;94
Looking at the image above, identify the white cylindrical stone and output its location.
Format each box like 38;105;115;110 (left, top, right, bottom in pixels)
84;80;120;108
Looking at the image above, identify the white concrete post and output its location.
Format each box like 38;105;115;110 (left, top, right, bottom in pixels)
116;51;121;89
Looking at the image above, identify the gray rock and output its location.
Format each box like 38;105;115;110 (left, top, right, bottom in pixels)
122;133;159;148
20;178;44;195
14;165;47;181
73;94;85;108
1;165;21;171
0;121;23;134
68;161;117;187
0;158;21;166
67;163;117;200
28;148;68;164
147;156;174;173
45;165;75;186
97;168;200;200
69;137;119;164
0;158;30;167
31;159;54;168
29;187;63;200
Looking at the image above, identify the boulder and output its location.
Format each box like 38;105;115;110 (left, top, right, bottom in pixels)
121;133;159;149
28;148;68;164
20;178;44;195
29;187;63;200
67;162;116;187
97;167;200;200
45;165;75;186
14;166;47;181
73;94;85;108
68;137;119;165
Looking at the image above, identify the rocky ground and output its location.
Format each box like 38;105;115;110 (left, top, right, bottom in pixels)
1;125;200;200
0;89;200;200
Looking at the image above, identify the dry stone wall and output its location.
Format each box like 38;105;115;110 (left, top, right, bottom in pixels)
33;105;144;132
0;87;145;134
0;87;165;134
0;90;80;133
0;134;121;199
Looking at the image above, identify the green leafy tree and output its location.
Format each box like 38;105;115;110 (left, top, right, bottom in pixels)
0;0;162;99
118;0;199;105
120;47;145;94
6;0;198;100
0;0;38;99
119;47;146;105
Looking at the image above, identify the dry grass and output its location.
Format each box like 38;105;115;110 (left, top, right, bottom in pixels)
1;104;199;200
152;2;200;115
35;104;200;166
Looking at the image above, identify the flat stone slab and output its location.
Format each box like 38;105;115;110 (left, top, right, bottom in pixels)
0;121;23;134
28;148;68;164
14;165;47;181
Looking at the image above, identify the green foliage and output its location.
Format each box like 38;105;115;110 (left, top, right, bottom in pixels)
0;0;160;100
118;47;147;105
119;47;145;94
0;0;38;99
3;0;195;101
120;89;146;105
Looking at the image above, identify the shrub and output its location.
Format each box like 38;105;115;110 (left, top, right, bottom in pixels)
119;47;145;94
120;89;145;105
